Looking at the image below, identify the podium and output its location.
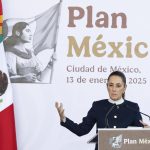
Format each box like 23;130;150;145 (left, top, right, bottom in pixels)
88;128;150;150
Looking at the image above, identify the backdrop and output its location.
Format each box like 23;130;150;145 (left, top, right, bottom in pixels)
2;0;150;150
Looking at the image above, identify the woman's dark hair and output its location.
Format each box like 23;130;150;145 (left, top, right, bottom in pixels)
107;71;126;99
4;22;29;46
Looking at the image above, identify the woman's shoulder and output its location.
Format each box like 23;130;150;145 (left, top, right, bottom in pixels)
92;99;109;106
5;46;17;57
5;50;17;58
5;45;32;59
124;99;139;107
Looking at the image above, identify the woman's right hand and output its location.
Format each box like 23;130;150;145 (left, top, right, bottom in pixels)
55;102;65;122
24;73;37;82
140;120;150;128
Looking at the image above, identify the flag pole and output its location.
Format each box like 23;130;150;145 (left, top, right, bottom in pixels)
49;0;62;84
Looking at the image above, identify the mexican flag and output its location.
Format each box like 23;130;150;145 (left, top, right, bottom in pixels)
0;1;17;149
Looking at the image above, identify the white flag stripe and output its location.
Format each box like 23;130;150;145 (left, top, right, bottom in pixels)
0;42;13;112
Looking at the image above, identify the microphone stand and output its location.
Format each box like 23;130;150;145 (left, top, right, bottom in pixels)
104;104;116;128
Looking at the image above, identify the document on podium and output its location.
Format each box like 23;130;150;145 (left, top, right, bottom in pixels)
87;133;98;143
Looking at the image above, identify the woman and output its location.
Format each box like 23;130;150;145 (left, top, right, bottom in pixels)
4;22;53;83
55;71;148;150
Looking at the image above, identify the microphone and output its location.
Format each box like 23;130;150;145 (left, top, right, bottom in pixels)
104;104;116;128
125;104;150;120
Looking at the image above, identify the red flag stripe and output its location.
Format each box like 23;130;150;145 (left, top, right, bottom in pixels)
0;104;17;150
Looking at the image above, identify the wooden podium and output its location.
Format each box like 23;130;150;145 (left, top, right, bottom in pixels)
88;128;150;150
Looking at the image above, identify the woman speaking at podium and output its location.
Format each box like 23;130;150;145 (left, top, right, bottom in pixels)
55;71;147;150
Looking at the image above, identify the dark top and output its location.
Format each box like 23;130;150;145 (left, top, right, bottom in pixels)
61;99;143;150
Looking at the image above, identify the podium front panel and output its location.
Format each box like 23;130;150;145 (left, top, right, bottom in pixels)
98;128;150;150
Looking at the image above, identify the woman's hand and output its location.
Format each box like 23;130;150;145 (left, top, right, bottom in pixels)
35;65;42;74
24;73;37;82
140;120;150;128
55;102;65;122
46;53;57;69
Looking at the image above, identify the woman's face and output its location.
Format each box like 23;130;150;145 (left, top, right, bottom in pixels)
107;75;126;101
20;25;32;43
